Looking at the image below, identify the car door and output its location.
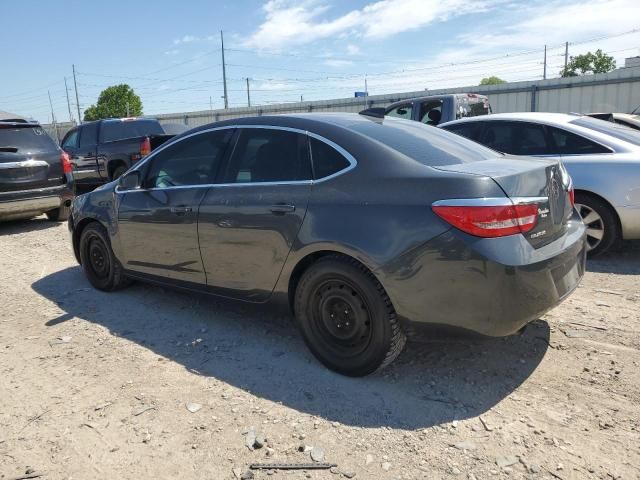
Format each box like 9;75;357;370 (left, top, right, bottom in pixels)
385;103;413;120
198;126;312;301
115;128;234;285
66;123;100;184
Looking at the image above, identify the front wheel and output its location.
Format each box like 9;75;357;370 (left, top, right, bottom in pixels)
294;256;406;376
574;192;618;256
79;222;131;291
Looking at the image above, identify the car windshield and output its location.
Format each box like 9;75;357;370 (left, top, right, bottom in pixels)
571;116;640;145
0;124;57;153
351;116;500;166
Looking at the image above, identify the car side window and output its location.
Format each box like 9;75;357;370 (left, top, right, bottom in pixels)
310;137;351;179
510;123;549;155
418;100;443;125
221;128;311;183
145;129;233;188
548;127;612;154
79;123;98;148
386;104;412;120
480;122;514;153
62;129;79;149
443;123;482;141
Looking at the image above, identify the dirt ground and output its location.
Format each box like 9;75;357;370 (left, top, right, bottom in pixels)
1;217;639;480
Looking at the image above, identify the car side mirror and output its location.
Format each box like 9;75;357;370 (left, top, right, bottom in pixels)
118;170;141;190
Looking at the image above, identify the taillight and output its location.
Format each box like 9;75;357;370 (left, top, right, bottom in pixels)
140;137;151;157
568;185;575;207
61;151;73;174
432;201;539;238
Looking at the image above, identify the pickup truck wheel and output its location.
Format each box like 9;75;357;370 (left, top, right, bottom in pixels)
294;256;406;377
46;204;70;222
79;222;131;291
111;165;128;181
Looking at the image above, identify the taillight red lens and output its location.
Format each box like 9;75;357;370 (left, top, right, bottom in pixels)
61;151;73;174
140;137;151;157
432;203;539;238
569;185;575;207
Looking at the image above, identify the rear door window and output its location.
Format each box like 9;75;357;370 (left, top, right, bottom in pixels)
548;127;611;154
309;137;351;179
442;122;483;141
386;104;412;120
480;121;549;155
79;123;98;148
101;120;164;143
221;128;311;183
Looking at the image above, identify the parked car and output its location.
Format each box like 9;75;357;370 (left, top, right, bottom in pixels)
382;93;491;126
440;113;640;255
69;113;585;376
1;119;74;222
586;112;640;131
60;118;176;188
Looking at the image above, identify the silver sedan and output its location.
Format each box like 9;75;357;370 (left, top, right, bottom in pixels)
440;113;640;255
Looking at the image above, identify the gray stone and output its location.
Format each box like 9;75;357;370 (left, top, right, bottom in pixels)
381;462;392;471
185;402;202;413
310;446;325;462
452;441;477;451
496;456;519;468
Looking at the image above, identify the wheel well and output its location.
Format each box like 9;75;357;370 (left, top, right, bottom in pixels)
108;160;127;180
72;218;100;264
574;189;622;236
287;250;377;312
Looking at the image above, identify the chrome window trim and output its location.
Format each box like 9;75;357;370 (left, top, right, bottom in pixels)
432;196;548;207
117;124;357;193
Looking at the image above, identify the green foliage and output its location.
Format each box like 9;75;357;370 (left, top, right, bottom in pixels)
480;76;507;85
83;84;143;121
560;49;616;77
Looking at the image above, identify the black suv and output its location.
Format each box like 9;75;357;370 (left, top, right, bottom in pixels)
0;120;74;222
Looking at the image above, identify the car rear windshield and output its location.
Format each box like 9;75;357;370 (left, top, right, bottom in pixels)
571;117;640;145
100;120;165;143
457;95;491;119
352;117;499;166
0;124;58;153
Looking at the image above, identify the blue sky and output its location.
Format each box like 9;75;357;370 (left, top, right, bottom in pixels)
1;0;639;123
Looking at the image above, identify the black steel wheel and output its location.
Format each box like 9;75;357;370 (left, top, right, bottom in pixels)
294;255;406;376
79;222;131;291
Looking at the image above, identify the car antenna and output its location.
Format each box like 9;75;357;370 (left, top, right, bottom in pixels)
359;107;385;119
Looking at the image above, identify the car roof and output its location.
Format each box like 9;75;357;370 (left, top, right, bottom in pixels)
441;112;582;126
385;93;487;110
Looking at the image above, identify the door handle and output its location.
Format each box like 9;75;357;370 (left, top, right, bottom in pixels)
269;204;295;214
170;206;193;214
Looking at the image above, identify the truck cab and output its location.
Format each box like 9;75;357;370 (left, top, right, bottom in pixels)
384;93;491;126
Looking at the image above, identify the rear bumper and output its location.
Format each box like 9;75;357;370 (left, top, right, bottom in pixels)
383;218;587;337
0;184;74;221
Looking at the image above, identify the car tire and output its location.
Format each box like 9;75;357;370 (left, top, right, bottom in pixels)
575;192;618;256
79;222;131;291
46;204;70;222
294;256;406;376
111;165;128;181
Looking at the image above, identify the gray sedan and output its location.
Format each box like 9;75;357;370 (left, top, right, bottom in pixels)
69;113;585;376
441;113;640;255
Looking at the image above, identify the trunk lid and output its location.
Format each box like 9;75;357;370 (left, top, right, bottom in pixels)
0;123;64;192
434;156;573;248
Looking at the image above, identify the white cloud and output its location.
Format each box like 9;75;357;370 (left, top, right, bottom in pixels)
244;0;498;49
173;35;198;45
164;49;180;56
324;59;354;67
346;44;360;55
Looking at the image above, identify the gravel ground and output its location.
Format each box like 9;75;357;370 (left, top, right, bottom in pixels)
1;217;639;480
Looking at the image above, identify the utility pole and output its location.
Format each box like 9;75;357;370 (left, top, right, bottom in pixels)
209;96;213;111
245;78;251;108
364;76;369;108
48;90;60;143
220;30;228;109
64;77;74;123
564;42;569;70
300;95;303;103
126;101;130;117
543;45;547;80
72;64;82;123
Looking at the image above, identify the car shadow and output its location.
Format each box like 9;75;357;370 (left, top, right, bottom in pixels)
0;216;61;235
32;266;550;430
587;240;640;275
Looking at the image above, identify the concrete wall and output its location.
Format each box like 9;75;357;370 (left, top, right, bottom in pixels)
43;67;640;141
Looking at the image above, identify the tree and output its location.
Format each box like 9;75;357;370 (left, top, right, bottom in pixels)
560;49;616;77
480;76;507;85
83;84;143;121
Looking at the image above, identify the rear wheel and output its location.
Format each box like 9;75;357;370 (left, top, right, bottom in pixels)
111;165;128;181
575;192;618;256
294;256;406;376
79;222;131;291
46;204;69;222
